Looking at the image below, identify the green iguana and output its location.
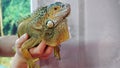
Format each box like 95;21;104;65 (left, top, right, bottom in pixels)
17;2;71;68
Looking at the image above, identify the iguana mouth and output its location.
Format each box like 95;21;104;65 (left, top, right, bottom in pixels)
64;4;71;19
63;11;70;19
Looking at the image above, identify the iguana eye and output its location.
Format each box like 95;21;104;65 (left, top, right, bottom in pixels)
46;20;54;28
54;7;57;10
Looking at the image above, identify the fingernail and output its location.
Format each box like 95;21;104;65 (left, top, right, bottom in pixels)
21;33;27;39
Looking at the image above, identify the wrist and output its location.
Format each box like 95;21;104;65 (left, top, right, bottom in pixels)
11;53;27;68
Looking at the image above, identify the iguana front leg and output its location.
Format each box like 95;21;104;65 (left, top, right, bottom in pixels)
54;46;61;60
20;38;39;68
21;38;37;59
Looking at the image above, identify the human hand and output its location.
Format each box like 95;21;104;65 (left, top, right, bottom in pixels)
18;33;53;59
11;33;53;68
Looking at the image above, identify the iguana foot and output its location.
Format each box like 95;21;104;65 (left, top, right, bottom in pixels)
54;46;61;60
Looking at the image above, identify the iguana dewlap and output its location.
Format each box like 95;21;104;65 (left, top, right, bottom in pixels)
17;2;70;68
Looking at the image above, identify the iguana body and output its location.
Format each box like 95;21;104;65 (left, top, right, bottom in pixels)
17;2;70;68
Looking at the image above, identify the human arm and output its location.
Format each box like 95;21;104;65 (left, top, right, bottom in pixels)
0;35;17;57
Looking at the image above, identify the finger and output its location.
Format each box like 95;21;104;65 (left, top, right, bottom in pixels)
39;49;53;59
29;40;46;58
42;46;53;57
15;33;28;48
40;47;53;59
40;55;50;59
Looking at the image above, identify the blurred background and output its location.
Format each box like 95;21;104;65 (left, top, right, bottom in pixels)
0;0;30;68
0;0;30;36
85;0;120;68
1;0;120;68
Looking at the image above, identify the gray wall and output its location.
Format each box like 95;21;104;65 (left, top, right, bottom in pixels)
85;0;120;68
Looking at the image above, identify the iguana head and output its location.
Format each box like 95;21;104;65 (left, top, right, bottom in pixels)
45;2;71;28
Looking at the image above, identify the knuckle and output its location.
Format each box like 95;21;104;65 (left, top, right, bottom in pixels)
37;51;43;55
44;49;52;56
46;50;52;55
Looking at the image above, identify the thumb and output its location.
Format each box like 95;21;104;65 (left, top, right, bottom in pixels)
15;33;29;48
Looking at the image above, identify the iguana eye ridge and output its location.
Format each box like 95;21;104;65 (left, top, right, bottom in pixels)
46;20;54;28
